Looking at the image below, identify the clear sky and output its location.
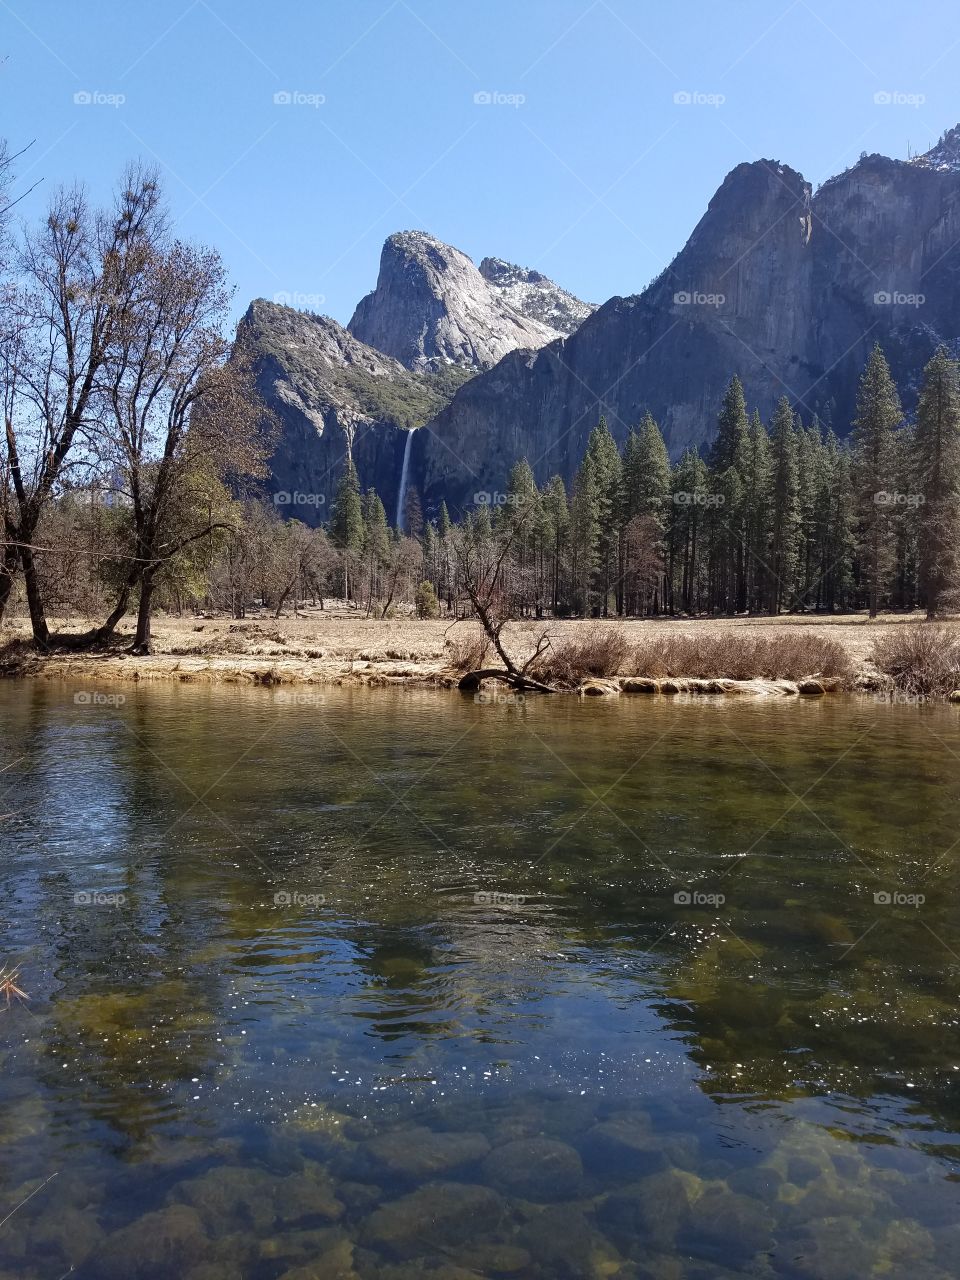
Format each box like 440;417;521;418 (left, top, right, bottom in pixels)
4;0;959;327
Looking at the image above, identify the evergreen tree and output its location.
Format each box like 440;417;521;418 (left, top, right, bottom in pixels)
851;344;902;617
768;397;801;613
585;417;623;614
329;459;364;599
915;346;960;617
571;451;601;615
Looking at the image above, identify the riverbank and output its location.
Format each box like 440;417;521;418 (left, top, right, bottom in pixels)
0;607;940;696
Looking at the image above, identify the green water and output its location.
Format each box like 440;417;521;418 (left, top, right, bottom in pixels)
1;682;959;1278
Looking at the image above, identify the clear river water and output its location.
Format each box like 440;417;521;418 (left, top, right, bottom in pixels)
0;682;958;1278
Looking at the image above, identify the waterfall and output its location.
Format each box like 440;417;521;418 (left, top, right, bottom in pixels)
395;428;416;530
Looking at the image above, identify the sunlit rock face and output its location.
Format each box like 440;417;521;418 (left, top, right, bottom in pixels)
413;135;960;515
348;230;580;372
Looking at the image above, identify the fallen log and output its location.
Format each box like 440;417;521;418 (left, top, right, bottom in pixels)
457;668;557;694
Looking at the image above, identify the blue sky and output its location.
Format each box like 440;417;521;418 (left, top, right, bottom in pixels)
5;0;959;326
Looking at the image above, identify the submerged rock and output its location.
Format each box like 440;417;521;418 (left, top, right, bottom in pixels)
362;1125;491;1180
98;1205;210;1279
682;1186;774;1263
580;1115;666;1178
597;1169;697;1252
481;1137;583;1202
361;1181;507;1257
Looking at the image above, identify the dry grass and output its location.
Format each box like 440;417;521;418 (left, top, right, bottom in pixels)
626;632;853;682
872;624;960;700
532;626;631;687
445;627;491;673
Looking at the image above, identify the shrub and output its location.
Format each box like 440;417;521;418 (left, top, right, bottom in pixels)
872;624;960;700
415;581;441;619
625;631;852;682
531;625;630;687
446;628;491;672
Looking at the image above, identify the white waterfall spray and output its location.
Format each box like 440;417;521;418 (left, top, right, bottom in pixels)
395;428;417;530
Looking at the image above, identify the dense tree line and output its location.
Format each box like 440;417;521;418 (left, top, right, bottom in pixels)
449;344;960;621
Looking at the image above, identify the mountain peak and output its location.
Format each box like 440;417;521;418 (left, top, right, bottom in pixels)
479;256;596;335
348;231;589;372
911;124;960;172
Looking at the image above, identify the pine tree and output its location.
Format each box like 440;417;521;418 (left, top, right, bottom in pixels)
915;346;960;617
768;397;801;613
329;459;364;599
361;488;390;613
851;344;901;617
585;418;623;614
743;412;773;611
571;451;601;615
540;475;570;616
710;377;751;611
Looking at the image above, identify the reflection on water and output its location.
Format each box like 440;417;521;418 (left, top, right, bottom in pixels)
0;682;958;1277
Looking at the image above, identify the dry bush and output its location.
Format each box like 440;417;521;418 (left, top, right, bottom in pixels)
446;628;491;672
531;626;630;687
626;632;852;682
872;624;960;700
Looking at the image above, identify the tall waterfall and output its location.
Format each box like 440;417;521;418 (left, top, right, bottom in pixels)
395;428;416;530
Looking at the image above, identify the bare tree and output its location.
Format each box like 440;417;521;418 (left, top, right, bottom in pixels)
2;166;165;644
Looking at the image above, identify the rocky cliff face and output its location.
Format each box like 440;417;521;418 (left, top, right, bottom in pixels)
347;231;580;372
241;300;464;526
410;135;960;514
478;257;595;335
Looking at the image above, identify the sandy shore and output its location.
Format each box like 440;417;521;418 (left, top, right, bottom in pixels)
0;606;935;693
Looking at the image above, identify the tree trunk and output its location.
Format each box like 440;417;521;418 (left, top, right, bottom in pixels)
19;543;49;648
132;572;156;654
0;542;19;624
